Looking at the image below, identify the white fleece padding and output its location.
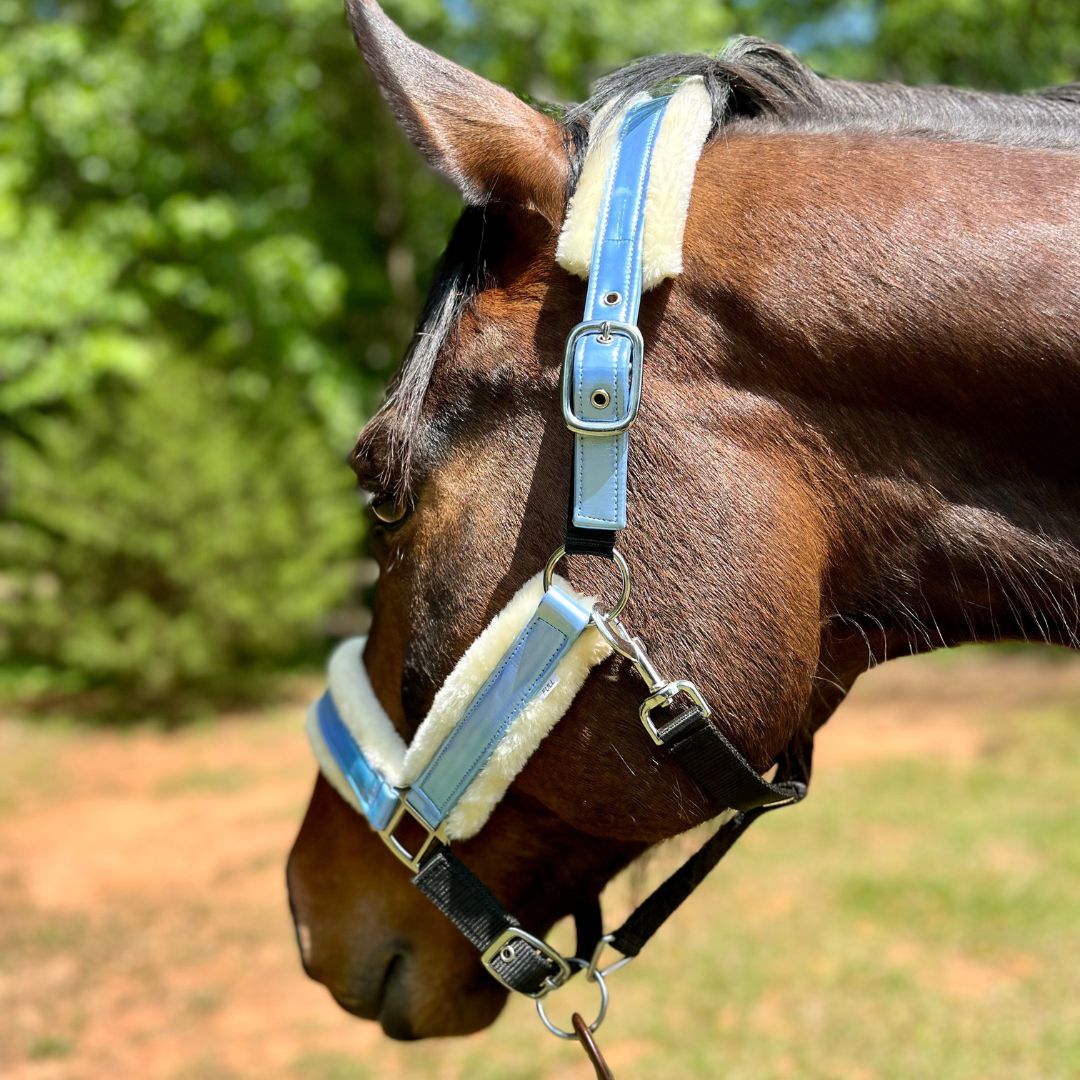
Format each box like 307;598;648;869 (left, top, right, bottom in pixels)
305;572;612;840
556;77;713;291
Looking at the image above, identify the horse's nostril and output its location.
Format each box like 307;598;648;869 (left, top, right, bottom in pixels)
308;948;416;1036
376;953;419;1040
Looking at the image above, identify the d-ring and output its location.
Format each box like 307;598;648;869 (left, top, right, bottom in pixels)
535;959;609;1040
543;546;631;621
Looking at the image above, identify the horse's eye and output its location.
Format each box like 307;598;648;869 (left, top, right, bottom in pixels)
369;496;410;527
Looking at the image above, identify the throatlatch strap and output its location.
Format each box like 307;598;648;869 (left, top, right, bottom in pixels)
609;743;811;958
656;706;799;811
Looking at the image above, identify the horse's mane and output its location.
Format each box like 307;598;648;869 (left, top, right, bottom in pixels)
566;37;1080;165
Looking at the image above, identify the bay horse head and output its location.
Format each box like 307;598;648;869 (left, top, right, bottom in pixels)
287;0;1080;1040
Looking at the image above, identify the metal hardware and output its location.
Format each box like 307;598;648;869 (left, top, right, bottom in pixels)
561;319;645;436
640;680;712;745
481;928;573;999
587;934;634;982
544;546;632;621
590;388;611;410
601;290;621;307
591;611;712;744
536;959;609;1039
378;800;443;871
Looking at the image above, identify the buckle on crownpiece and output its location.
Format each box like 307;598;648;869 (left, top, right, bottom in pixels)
378;800;443;872
561;319;644;436
640;681;712;746
480;928;573;999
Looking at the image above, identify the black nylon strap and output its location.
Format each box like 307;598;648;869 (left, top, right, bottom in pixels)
609;734;811;957
572;897;604;962
609;783;806;957
656;705;795;810
413;844;559;995
413;844;603;996
564;522;617;559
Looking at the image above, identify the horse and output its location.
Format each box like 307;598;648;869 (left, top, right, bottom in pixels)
287;0;1080;1043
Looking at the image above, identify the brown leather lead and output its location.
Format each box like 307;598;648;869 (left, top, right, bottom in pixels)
573;1012;615;1080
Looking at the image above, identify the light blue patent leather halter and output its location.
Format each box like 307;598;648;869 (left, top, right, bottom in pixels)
318;584;592;868
312;92;808;1046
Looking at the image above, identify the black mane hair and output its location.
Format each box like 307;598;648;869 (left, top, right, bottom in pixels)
565;37;1080;168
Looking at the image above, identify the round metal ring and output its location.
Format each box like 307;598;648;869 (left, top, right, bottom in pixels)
535;960;608;1040
543;546;631;621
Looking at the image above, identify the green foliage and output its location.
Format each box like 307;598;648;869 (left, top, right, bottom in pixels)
0;361;360;713
0;0;1074;714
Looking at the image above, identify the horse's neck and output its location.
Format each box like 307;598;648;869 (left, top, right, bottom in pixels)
687;131;1080;655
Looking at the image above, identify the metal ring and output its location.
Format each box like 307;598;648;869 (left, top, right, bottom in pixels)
535;959;608;1040
543;546;631;621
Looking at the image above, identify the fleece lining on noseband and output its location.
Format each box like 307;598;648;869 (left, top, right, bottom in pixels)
305;573;612;840
557;77;712;290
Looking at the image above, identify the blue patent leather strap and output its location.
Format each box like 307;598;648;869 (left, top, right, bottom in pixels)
405;585;592;830
316;692;400;831
569;95;669;533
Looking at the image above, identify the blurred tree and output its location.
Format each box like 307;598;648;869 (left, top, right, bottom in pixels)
0;359;360;713
0;0;1074;711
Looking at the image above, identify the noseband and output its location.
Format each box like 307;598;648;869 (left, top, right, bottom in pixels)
307;92;810;1048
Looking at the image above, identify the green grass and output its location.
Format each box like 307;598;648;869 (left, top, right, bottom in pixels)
27;1034;73;1061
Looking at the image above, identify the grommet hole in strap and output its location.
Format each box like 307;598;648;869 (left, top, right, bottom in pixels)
544;545;631;621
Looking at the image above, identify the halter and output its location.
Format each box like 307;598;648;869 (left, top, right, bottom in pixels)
307;91;810;1048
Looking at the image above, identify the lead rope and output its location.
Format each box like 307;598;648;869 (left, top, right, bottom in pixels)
573;1012;616;1079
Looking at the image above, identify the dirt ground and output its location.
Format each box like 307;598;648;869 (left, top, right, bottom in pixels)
1;649;1078;1080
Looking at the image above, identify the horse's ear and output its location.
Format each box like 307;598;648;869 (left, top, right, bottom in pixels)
346;0;569;226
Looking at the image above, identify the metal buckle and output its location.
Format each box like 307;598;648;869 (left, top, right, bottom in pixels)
378;800;443;872
640;680;712;745
481;928;573;999
561;319;645;436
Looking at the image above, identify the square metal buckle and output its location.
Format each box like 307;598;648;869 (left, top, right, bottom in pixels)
561;319;645;436
639;680;712;745
480;928;573;999
377;800;443;872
